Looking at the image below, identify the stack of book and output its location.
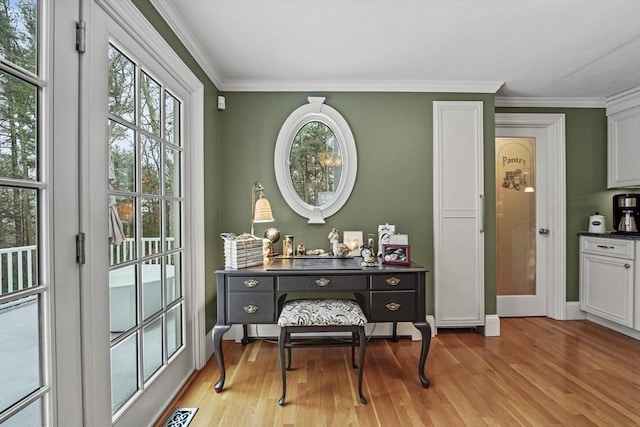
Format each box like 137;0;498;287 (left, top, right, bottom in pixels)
222;234;264;269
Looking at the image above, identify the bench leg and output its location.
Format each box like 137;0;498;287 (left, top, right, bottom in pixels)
278;327;287;406
357;326;367;404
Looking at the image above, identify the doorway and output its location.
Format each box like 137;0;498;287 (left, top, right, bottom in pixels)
495;114;567;319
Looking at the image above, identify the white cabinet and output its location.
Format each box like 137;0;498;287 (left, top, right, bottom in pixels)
433;101;484;327
607;88;640;188
580;236;635;328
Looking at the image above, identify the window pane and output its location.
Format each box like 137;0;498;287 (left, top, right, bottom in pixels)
0;0;37;73
143;317;162;381
0;187;38;295
0;295;41;412
166;304;182;358
142;259;162;319
0;398;42;427
142;198;160;256
108;46;135;123
109;121;135;192
109;196;136;266
111;333;138;412
0;71;37;181
140;72;160;136
164;92;180;145
166;253;181;303
141;135;160;194
165;200;181;250
164;147;180;197
109;265;137;337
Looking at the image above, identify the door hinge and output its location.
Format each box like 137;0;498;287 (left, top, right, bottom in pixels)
76;20;86;53
76;232;86;264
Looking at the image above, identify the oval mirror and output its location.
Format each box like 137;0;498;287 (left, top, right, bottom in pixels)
275;97;357;223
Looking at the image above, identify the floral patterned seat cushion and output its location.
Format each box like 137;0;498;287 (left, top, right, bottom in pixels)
278;299;368;327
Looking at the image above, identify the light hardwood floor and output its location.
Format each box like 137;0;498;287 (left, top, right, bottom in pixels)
156;318;640;426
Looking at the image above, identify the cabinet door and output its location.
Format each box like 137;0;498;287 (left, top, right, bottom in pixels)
608;105;640;188
580;253;634;327
433;101;485;327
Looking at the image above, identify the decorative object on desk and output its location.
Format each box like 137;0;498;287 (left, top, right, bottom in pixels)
343;231;363;256
328;227;340;255
220;233;264;268
360;246;378;267
382;244;410;266
367;233;375;255
388;233;409;245
264;227;281;257
305;248;326;256
251;182;275;236
334;242;350;258
296;243;306;256
283;235;295;257
377;223;395;258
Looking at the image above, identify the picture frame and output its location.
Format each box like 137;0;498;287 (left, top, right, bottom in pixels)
382;244;410;266
343;231;363;257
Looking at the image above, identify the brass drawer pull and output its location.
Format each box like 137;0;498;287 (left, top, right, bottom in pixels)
243;279;259;288
243;304;259;314
315;277;330;287
386;277;401;286
386;302;401;311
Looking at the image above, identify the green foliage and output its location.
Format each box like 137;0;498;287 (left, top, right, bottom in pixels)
290;121;341;205
0;0;37;252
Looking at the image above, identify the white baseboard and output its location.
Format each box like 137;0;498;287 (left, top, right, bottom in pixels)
482;315;501;336
565;301;587;320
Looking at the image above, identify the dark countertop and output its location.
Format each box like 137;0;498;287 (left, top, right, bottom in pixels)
578;231;640;240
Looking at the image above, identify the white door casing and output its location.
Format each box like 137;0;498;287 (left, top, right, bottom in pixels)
495;113;566;320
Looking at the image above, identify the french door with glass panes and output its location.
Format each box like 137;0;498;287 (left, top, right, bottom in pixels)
0;0;52;424
85;1;204;425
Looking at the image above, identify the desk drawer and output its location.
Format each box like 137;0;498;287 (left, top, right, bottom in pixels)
228;293;274;323
370;291;416;322
371;273;417;291
228;276;275;292
278;275;367;291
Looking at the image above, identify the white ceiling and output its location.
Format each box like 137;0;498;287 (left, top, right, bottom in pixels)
152;0;640;101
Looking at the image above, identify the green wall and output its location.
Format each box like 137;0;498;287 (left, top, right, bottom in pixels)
219;92;497;315
134;0;222;331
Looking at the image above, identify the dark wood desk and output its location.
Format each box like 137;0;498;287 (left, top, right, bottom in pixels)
213;257;431;392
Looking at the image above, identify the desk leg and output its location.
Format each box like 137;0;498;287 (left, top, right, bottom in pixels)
412;321;432;388
391;322;399;342
241;324;249;345
213;324;231;392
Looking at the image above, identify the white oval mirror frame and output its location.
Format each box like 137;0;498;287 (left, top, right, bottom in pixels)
275;97;357;224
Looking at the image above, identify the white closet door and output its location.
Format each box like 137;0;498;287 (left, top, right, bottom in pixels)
433;101;485;327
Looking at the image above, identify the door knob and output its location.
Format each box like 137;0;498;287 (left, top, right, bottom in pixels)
538;228;550;235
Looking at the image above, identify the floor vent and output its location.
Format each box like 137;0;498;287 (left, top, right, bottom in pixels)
163;408;198;427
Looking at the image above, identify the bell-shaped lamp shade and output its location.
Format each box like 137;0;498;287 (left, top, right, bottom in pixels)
253;197;274;223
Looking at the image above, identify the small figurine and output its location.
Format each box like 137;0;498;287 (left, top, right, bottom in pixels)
328;227;339;256
296;243;306;256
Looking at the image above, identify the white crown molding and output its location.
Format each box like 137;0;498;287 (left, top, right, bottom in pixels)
495;96;605;108
222;79;504;93
605;86;640;115
149;0;224;90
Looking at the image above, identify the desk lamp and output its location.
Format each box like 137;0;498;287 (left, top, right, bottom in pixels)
251;182;275;236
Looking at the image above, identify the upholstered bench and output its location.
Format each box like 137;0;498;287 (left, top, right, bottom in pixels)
276;298;368;406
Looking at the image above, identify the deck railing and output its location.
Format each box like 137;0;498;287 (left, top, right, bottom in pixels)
1;238;175;295
1;245;37;295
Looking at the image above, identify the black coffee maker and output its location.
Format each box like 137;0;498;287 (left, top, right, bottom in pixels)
613;194;640;233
